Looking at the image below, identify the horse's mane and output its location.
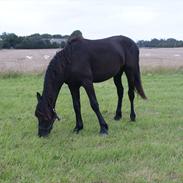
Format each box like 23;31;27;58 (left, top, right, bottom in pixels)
44;50;62;84
45;46;72;81
42;50;65;104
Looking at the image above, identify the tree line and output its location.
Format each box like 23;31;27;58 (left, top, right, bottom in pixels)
0;32;69;49
1;32;183;49
137;38;183;48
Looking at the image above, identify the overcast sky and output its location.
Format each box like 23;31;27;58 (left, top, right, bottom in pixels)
0;0;183;41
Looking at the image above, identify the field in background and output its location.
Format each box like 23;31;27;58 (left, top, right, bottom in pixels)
140;48;183;71
0;48;183;73
0;49;59;73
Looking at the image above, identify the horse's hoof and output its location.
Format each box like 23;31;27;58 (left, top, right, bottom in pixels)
114;115;122;121
73;129;80;134
130;116;136;122
73;126;83;134
99;128;108;135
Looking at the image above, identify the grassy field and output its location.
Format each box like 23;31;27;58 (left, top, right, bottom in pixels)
0;71;183;183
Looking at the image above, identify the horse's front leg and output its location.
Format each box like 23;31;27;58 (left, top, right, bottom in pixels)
83;80;108;135
69;85;83;133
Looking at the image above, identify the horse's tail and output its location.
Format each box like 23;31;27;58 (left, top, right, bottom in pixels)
133;49;147;99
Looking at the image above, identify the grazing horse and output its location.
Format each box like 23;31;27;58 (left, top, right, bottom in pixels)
35;35;147;137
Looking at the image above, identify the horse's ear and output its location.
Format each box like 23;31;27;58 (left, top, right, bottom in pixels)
36;92;42;101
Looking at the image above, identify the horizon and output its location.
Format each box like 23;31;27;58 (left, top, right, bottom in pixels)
0;0;183;41
1;32;183;42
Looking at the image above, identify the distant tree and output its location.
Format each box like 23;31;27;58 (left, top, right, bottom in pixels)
62;35;70;39
151;38;159;47
52;34;62;38
137;38;183;48
0;39;3;49
0;32;71;49
41;34;52;39
15;35;61;49
137;40;150;47
28;33;41;39
1;32;21;48
166;38;177;47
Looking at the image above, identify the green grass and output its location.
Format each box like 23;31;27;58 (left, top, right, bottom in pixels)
0;72;183;183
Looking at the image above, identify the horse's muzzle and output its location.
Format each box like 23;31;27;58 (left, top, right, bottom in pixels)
38;126;52;137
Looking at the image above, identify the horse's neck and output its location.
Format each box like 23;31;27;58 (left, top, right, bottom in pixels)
42;76;62;109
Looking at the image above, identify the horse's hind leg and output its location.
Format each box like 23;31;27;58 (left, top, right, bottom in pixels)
69;85;83;133
125;68;136;121
113;69;124;120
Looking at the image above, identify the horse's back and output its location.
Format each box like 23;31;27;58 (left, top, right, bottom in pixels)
67;36;138;83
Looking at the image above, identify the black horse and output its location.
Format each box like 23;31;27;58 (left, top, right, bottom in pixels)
35;35;147;137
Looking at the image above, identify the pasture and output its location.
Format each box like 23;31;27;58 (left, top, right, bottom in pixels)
0;71;183;182
0;48;183;182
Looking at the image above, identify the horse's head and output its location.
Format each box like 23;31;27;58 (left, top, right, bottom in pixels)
35;92;60;137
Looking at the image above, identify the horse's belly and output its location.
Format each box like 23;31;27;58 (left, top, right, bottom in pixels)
91;52;123;83
93;74;116;82
92;64;120;82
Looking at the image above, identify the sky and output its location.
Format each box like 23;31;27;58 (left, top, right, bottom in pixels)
0;0;183;41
